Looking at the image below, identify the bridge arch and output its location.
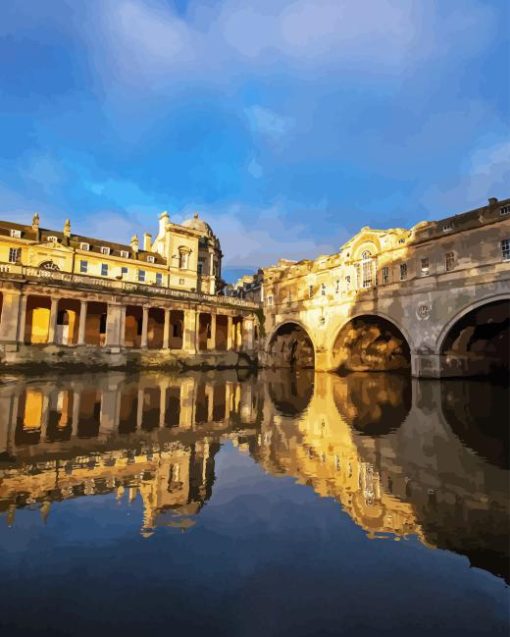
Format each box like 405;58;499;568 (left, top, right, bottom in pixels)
267;320;315;368
330;312;412;373
437;296;509;375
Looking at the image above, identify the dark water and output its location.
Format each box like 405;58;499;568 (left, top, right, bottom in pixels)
0;369;508;636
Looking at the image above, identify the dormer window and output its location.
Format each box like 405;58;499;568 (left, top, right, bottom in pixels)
500;205;510;216
100;246;110;255
147;255;155;263
9;229;21;238
120;250;129;259
80;242;90;251
442;222;453;232
47;235;58;243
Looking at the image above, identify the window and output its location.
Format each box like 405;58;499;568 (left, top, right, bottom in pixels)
178;278;185;285
442;222;453;232
421;257;429;274
500;206;510;216
178;249;189;270
121;266;128;276
382;266;389;284
345;275;351;290
147;255;155;263
100;246;110;255
445;252;455;272
8;248;20;263
308;284;313;298
120;250;129;259
101;263;108;276
47;235;58;243
138;269;146;283
501;239;510;261
267;295;273;306
321;283;326;296
361;250;373;288
335;279;340;294
155;272;163;286
400;263;407;281
80;242;90;251
197;261;203;275
9;229;21;238
80;260;88;274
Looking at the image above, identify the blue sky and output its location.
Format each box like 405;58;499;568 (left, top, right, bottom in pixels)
0;0;508;280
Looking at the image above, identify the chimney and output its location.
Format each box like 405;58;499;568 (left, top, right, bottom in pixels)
159;211;169;235
32;212;40;241
63;219;71;245
143;233;152;251
130;234;139;256
488;197;498;206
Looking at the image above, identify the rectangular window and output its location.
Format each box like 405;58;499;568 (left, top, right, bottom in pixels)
308;284;313;298
179;278;185;285
121;266;128;276
8;248;20;263
100;246;110;255
382;266;389;284
267;295;273;306
335;279;340;294
9;229;21;238
197;262;203;275
80;242;90;251
147;255;155;263
445;252;455;272
501;239;510;261
421;258;429;274
138;269;146;283
345;275;351;289
120;250;129;259
101;263;108;276
400;263;407;281
80;260;88;274
155;272;163;286
442;222;453;232
321;284;326;296
500;205;510;216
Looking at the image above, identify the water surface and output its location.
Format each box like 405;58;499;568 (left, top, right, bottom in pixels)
0;369;508;636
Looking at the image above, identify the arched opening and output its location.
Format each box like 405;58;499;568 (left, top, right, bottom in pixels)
266;368;314;416
440;300;509;377
268;322;315;369
332;315;411;373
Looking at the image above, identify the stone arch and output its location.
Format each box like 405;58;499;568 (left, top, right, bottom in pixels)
437;297;509;376
331;313;412;373
267;320;315;368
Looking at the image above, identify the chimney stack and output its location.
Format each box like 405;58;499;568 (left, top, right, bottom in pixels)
159;211;169;235
488;197;498;206
143;233;152;251
130;234;139;256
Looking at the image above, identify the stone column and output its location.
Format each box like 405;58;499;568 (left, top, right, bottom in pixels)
106;303;123;348
0;291;22;343
77;300;88;345
119;305;126;347
159;384;167;427
71;391;81;437
141;306;149;349
208;314;217;351
48;298;59;344
226;316;233;351
163;309;171;349
183;309;197;352
137;389;145;428
236;319;243;351
243;317;254;351
17;293;28;343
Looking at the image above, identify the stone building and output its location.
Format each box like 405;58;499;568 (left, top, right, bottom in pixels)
259;197;510;378
0;210;258;367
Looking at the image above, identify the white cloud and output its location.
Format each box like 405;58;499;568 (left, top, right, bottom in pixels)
245;106;293;140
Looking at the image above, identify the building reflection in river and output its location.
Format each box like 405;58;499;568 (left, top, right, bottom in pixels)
0;369;508;581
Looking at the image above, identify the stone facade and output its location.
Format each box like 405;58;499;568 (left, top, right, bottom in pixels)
258;197;510;378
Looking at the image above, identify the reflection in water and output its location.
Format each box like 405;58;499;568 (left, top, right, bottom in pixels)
0;369;508;586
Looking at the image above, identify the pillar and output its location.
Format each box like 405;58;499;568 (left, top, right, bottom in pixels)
163;309;171;349
119;305;126;347
0;291;22;343
77;300;87;345
137;389;145;428
48;298;59;344
17;293;27;343
243;317;254;351
183;309;197;352
159;384;167;427
71;391;81;437
141;306;149;349
226;316;233;351
208;314;217;351
106;303;123;347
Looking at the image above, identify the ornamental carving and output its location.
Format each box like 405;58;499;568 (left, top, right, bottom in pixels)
417;304;431;320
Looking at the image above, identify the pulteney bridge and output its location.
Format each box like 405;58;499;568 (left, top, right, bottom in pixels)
261;197;510;378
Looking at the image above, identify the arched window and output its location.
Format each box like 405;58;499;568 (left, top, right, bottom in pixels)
361;250;373;288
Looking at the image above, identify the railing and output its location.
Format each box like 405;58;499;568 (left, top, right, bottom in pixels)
0;264;261;310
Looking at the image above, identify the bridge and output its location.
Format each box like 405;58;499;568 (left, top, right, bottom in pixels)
261;197;510;378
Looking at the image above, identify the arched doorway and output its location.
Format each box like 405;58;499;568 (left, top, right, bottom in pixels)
332;314;411;373
268;322;315;368
440;300;509;376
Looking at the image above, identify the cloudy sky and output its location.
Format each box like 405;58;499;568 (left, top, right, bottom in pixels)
0;0;508;280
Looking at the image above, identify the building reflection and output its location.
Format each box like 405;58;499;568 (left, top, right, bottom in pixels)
0;369;507;581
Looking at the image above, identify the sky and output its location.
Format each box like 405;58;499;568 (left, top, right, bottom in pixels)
0;0;508;281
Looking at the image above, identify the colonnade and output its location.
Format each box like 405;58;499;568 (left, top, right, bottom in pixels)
0;288;257;352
